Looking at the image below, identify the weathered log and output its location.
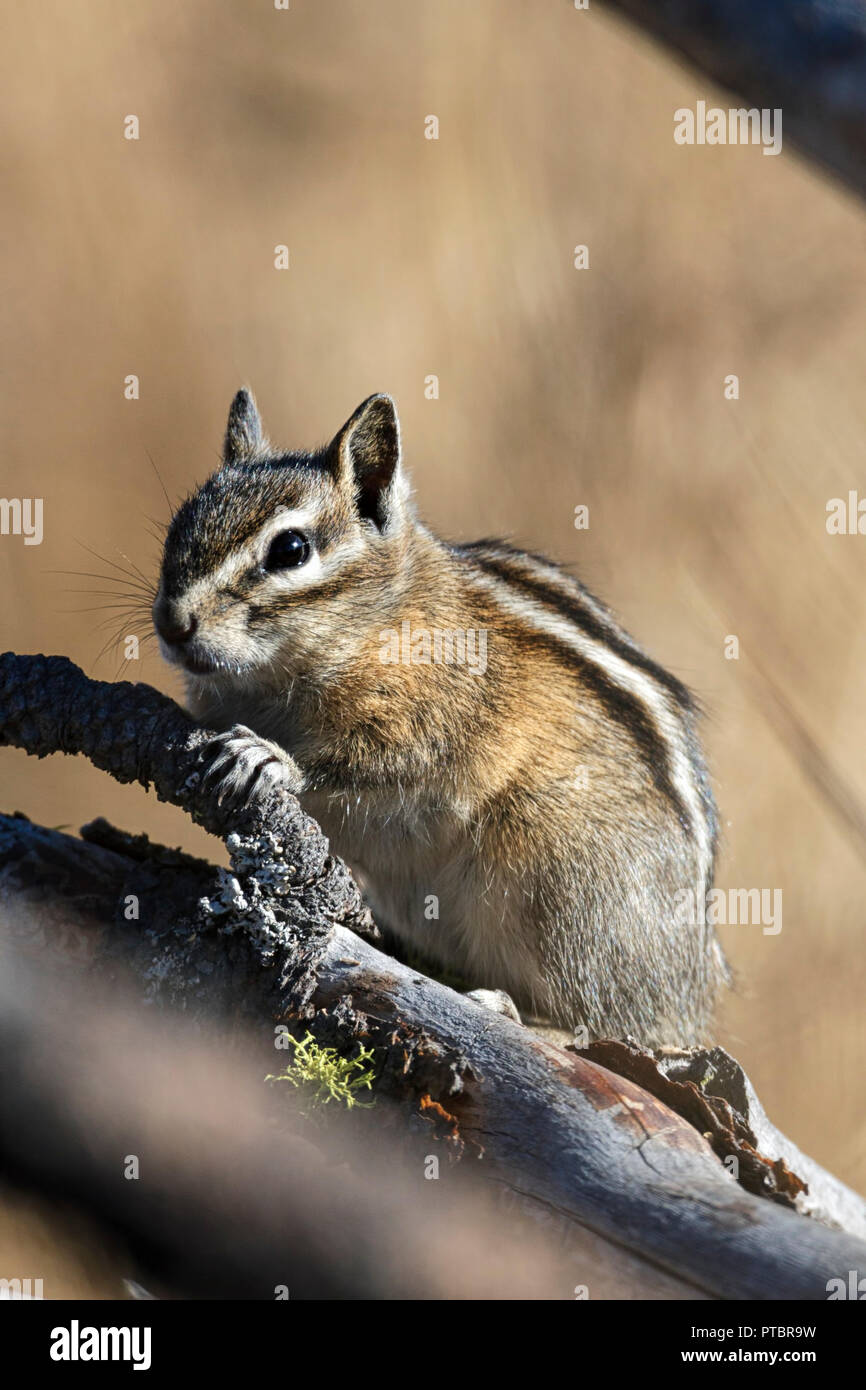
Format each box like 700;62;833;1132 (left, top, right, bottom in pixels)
1;650;865;1300
0;955;591;1301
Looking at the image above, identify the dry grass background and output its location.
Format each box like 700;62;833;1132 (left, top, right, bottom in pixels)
2;0;865;1198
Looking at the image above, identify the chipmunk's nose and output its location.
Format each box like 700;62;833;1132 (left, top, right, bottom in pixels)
154;602;198;647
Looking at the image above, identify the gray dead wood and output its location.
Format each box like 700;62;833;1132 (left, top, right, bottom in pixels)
0;957;592;1300
1;650;866;1300
601;0;866;198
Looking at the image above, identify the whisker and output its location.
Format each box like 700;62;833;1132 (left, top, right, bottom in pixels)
90;614;151;632
45;569;154;595
114;550;154;589
145;450;175;519
94;625;146;666
62;604;152;616
74;540;153;590
56;590;148;602
95;639;125;667
92;621;159;664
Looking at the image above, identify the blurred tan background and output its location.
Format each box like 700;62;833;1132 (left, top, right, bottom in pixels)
2;0;865;1191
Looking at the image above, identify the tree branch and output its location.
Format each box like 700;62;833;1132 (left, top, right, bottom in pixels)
1;650;865;1300
601;0;866;198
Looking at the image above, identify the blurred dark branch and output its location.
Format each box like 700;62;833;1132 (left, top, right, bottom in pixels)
602;0;866;196
0;960;581;1300
2;650;866;1299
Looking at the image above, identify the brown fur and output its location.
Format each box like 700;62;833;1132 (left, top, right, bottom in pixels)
154;391;725;1044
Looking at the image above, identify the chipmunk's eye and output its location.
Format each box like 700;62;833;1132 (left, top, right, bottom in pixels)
264;529;311;571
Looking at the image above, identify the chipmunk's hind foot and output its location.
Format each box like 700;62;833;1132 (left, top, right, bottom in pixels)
466;988;522;1023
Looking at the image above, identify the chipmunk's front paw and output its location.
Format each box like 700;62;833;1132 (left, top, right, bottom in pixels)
200;725;304;808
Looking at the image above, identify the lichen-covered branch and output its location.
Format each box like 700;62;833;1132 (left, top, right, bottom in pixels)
2;649;866;1300
0;650;375;995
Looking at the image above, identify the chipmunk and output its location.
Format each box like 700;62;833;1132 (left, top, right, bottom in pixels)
153;389;726;1045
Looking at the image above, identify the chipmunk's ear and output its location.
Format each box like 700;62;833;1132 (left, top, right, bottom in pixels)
224;388;265;464
328;394;404;530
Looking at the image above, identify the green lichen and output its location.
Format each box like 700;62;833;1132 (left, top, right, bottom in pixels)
266;1031;377;1109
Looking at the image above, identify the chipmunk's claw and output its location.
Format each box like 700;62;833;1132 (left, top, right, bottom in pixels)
200;725;304;809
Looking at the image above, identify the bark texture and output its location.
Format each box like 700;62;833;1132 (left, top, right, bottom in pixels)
1;650;865;1300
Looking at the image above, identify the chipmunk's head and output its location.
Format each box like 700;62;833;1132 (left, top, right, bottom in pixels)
153;389;412;688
